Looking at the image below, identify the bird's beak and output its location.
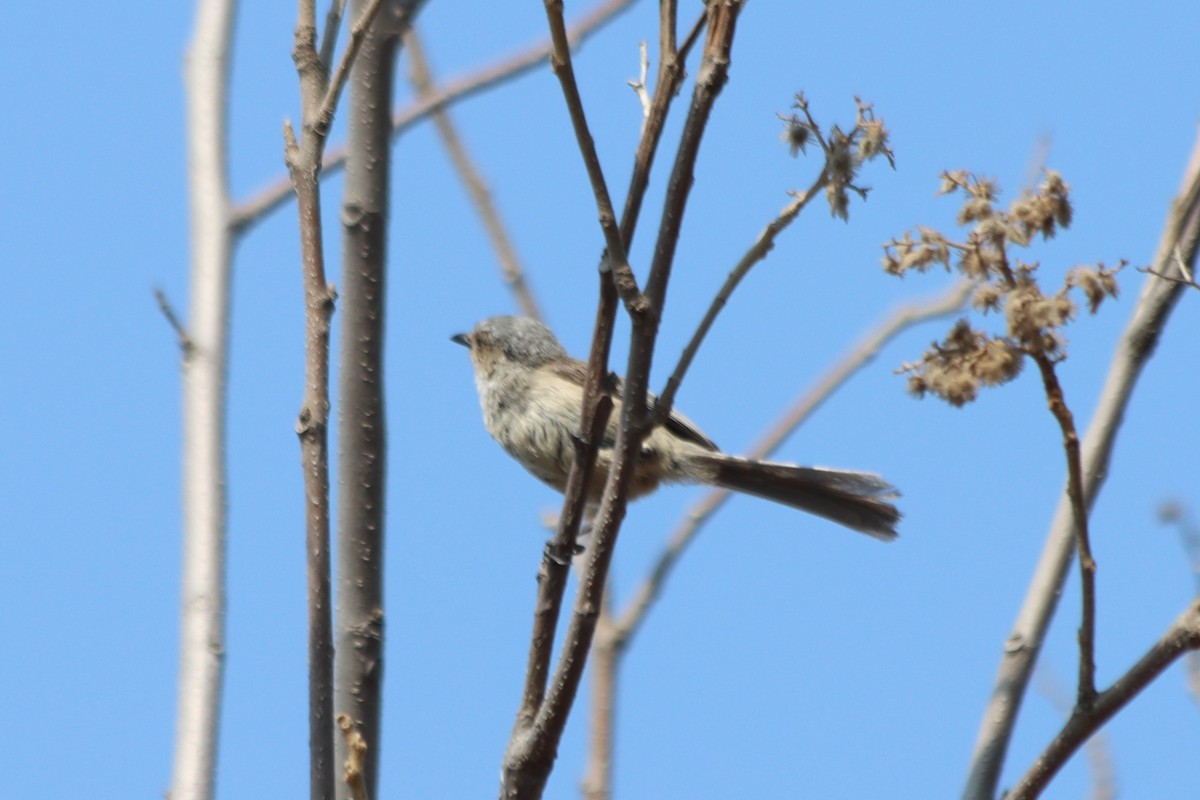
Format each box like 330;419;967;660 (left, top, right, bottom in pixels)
451;332;470;348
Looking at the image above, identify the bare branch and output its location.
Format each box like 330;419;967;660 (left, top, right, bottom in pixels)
318;0;347;69
155;287;194;356
1034;667;1117;800
405;30;543;320
963;127;1200;800
657;180;823;417
1138;247;1199;289
627;41;650;122
230;0;638;232
499;5;742;797
1027;353;1097;705
1009;600;1200;798
285;1;396;797
611;4;706;253
639;3;741;316
332;3;409;799
540;0;743;737
313;0;386;139
171;0;234;798
581;598;618;800
539;0;642;313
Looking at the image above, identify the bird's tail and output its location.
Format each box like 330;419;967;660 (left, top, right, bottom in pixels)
695;454;901;540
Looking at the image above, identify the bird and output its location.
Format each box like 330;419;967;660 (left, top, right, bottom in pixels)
453;315;900;540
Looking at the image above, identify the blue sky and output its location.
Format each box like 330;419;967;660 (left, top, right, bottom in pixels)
4;2;1200;798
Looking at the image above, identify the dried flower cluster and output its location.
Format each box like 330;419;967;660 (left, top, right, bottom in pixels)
779;93;894;220
883;170;1123;406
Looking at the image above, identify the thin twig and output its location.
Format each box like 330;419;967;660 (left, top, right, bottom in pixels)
1137;265;1199;289
1034;667;1117;800
500;5;736;797
627;41;650;121
639;3;741;316
154;287;195;356
405;30;543;321
540;0;642;313
581;597;618;800
657;178;826;418
612;4;706;253
314;0;386;139
543;0;743;729
574;16;711;799
502;7;709;797
318;0;347;70
1029;353;1097;705
963;127;1200;800
230;0;638;232
1008;600;1200;798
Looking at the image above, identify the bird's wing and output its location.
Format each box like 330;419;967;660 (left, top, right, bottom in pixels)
547;358;719;452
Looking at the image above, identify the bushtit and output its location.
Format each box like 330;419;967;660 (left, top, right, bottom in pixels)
452;316;900;540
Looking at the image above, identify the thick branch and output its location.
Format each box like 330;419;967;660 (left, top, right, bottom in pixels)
172;1;235;799
333;3;411;799
285;2;388;798
499;6;723;799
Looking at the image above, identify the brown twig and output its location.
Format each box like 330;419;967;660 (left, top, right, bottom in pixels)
964;128;1200;800
499;5;739;798
314;0;387;138
554;0;742;773
639;3;740;316
404;31;543;321
612;5;706;252
982;214;1099;708
499;6;641;795
1028;353;1097;705
501;6;709;797
285;2;385;797
578;281;969;800
318;0;347;71
581;596;619;800
657;179;825;418
516;393;612;724
231;0;639;232
154;287;195;356
1009;600;1200;798
540;0;642;313
1034;667;1117;800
